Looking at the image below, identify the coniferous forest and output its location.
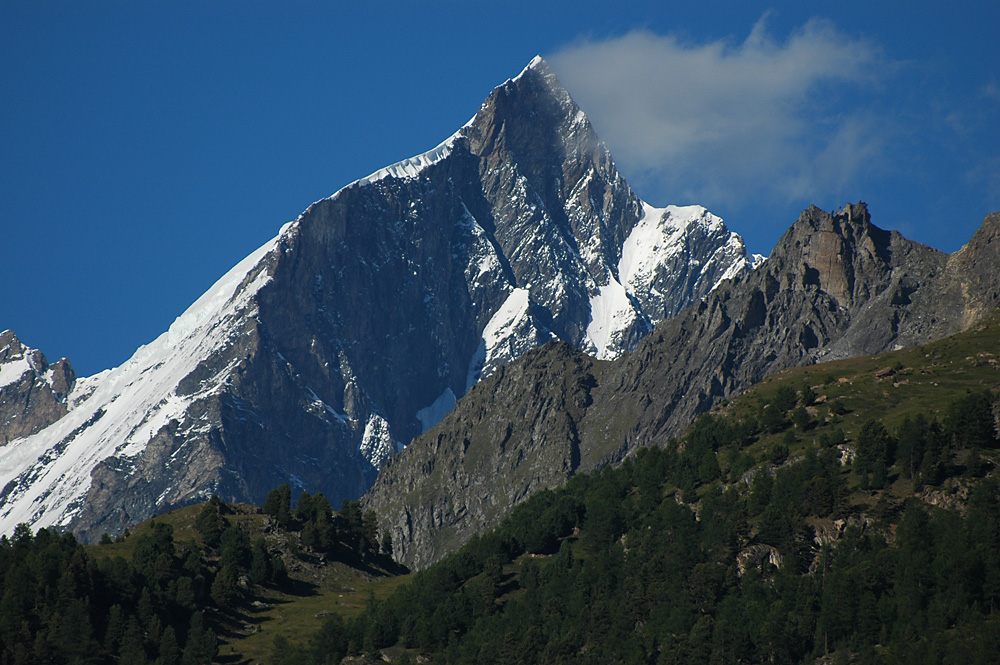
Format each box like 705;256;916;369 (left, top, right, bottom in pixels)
300;392;1000;665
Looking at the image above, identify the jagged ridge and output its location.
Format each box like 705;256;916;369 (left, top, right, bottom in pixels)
363;204;1000;570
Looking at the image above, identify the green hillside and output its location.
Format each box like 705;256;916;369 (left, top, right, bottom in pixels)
0;485;406;665
84;498;411;663
260;314;1000;664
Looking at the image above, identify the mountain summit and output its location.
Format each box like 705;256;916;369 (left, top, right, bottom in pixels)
0;58;758;541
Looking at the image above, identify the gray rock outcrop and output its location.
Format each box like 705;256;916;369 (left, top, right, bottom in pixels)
0;331;74;445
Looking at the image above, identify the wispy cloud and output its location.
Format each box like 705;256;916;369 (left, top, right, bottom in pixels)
548;17;888;209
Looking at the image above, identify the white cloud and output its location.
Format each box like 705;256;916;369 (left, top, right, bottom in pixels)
548;17;888;210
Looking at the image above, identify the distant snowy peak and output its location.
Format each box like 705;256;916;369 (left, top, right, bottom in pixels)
0;332;40;391
344;56;584;195
324;54;760;377
0;331;70;395
518;55;575;108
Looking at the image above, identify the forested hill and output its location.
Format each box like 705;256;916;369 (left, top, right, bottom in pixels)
0;489;402;665
277;313;1000;664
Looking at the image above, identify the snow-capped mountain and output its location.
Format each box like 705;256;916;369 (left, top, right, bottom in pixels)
0;57;760;541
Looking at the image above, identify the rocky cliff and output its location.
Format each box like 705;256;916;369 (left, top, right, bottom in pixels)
363;204;1000;570
0;331;75;446
0;57;757;541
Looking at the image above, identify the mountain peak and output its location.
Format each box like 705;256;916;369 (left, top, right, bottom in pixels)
343;56;570;194
792;202;872;234
0;57;759;542
835;201;871;225
528;54;547;68
493;55;579;121
0;331;75;446
766;203;894;308
516;55;556;80
947;209;1000;320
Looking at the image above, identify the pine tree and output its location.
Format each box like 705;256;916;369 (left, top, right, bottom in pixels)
181;612;217;665
159;625;181;665
263;484;293;527
855;420;896;489
361;510;380;555
119;615;147;665
210;564;240;609
195;502;224;548
250;540;271;585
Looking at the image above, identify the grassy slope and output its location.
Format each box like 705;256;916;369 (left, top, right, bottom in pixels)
710;312;1000;475
87;502;411;664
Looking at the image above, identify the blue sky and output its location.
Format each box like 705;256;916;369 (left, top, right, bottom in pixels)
2;1;998;377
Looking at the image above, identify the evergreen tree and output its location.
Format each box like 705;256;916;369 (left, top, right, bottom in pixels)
263;484;293;527
791;406;812;430
270;554;288;586
194;502;224;548
159;625;181;665
773;385;798;412
119;615;148;665
295;491;315;523
947;391;999;449
855;420;896;489
181;612;217;665
250;540;272;585
311;613;348;664
361;510;380;555
381;531;393;557
210;564;240;609
219;526;251;570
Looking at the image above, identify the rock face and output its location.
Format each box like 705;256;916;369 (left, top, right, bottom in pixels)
0;331;75;445
367;342;597;565
0;57;757;541
363;204;1000;570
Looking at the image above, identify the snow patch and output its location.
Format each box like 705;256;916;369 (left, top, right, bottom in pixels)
484;288;531;350
467;288;555;390
585;279;638;360
359;414;397;470
416;387;457;434
0;356;31;390
306;387;350;426
584;201;759;360
354;137;457;188
620;203;707;289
